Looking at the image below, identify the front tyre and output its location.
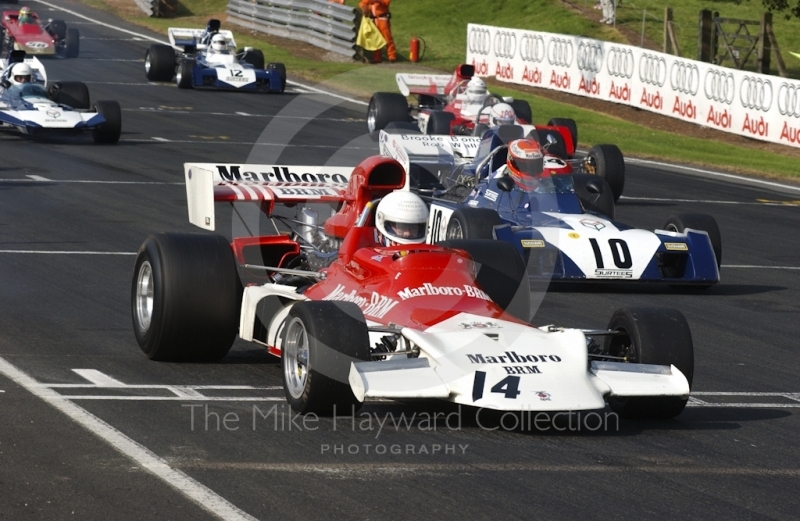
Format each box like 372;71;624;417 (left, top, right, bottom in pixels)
176;60;194;89
604;307;694;419
281;301;370;415
132;233;240;362
65;28;79;58
91;100;122;144
367;92;409;134
664;214;722;268
267;62;286;92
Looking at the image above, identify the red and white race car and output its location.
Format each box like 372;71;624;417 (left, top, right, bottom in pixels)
131;156;694;420
0;9;79;57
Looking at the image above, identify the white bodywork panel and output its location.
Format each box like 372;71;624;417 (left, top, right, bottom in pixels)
395;73;452;97
168;28;236;50
239;284;306;343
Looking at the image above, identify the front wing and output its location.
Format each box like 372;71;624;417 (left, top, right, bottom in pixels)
190;65;282;92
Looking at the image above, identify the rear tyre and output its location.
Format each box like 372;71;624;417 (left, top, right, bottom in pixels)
571;174;615;220
281;301;370;415
587;144;625;202
48;81;90;110
132;233;240;362
426;111;455;135
536;128;567;158
510;99;532;124
65;28;79;58
604;308;694;419
266;62;286;92
438;239;530;323
91;100;122;144
145;44;176;81
367;92;409;134
664;214;722;268
176;60;194;89
547;117;578;150
242;49;265;70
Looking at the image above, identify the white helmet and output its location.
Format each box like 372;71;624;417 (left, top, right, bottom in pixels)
9;63;33;85
210;34;228;53
489;102;516;126
375;191;429;246
466;77;488;103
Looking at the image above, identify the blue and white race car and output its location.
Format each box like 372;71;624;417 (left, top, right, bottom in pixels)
0;51;121;143
380;129;721;287
143;19;286;93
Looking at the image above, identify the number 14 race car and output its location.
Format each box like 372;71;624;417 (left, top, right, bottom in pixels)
130;156;695;421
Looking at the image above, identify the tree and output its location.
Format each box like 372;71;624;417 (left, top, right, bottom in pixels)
755;0;800;19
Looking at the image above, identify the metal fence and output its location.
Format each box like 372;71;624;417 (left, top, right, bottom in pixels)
227;0;357;57
133;0;179;17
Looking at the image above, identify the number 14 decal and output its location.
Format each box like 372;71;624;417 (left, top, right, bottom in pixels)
589;238;632;269
472;371;521;401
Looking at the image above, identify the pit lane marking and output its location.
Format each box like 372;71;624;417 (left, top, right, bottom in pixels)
0;354;259;521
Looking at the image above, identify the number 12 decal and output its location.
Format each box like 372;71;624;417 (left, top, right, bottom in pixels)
472;371;521;401
589;238;632;269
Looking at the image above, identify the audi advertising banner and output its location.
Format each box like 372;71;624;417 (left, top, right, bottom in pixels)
466;23;800;148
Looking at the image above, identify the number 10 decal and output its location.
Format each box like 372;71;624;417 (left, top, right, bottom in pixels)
472;371;521;401
589;238;632;269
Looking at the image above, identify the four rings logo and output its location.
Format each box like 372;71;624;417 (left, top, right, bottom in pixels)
577;42;603;73
519;33;545;63
638;54;667;87
468;27;491;56
740;76;773;112
670;61;700;95
493;31;517;59
704;70;735;104
547;38;574;67
606;47;634;79
777;83;800;117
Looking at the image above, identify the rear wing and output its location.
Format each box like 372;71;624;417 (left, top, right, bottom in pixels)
378;131;480;178
168;28;236;50
395;73;452;97
184;163;353;231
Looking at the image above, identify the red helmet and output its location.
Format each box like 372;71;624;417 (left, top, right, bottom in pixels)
507;139;544;191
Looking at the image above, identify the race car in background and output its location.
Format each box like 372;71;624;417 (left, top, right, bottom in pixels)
130;155;695;421
0;9;79;57
144;19;286;92
0;51;121;143
379;129;721;287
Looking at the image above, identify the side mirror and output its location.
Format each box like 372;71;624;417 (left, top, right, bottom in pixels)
586;178;604;194
496;176;516;192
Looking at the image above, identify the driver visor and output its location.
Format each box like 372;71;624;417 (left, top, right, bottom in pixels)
385;220;425;240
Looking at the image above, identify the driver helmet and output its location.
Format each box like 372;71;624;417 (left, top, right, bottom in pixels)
507;138;544;191
210;34;228;54
18;6;34;23
9;63;33;85
465;77;488;103
375;191;429;246
489;102;516;126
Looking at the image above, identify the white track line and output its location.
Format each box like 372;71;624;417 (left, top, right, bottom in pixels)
124;107;363;122
723;265;800;270
0;250;136;255
0;356;258;521
620;196;800;206
73;369;126;387
0;179;180;184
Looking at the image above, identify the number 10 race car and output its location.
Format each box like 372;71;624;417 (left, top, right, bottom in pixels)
130;156;695;420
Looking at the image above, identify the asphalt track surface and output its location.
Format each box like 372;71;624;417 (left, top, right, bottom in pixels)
1;1;800;519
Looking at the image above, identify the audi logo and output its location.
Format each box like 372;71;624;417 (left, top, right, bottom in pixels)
547;38;574;68
493;31;517;59
777;83;800;117
638;53;667;87
519;33;545;63
670;61;700;95
740;76;773;112
606;47;634;79
577;42;603;73
468;27;491;56
704;70;735;104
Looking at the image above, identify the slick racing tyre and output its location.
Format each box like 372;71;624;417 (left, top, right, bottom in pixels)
65;28;79;58
444;207;503;241
367;92;409;134
243;49;265;70
91;100;122;144
547;118;578;151
267;62;286;92
571;174;615;220
281;301;371;415
536;128;567;158
176;60;194;89
664;214;722;268
426;111;455;135
132;233;240;362
604;307;694;420
587;144;625;202
48;81;90;110
438;239;530;323
145;44;176;82
510;99;532;125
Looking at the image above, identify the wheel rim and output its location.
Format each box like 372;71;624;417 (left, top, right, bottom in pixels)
135;261;154;333
367;101;377;133
145;53;151;74
176;67;182;85
446;220;464;240
665;223;679;233
283;317;310;400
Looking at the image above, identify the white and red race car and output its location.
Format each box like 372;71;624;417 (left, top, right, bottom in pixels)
131;156;694;420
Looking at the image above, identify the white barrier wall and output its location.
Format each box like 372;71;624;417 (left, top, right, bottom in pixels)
466;23;800;148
